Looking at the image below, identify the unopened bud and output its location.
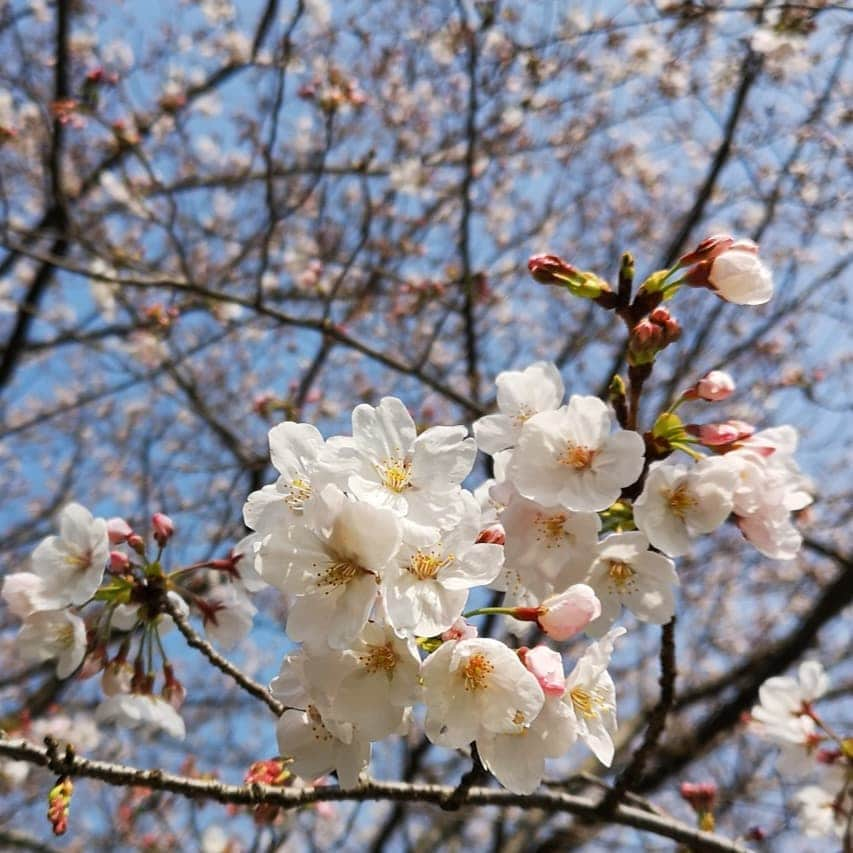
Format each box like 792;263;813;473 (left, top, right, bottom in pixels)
127;533;145;555
686;419;755;447
685;370;735;402
680;780;718;813
109;550;130;572
527;254;610;299
512;585;601;641
476;524;505;545
47;777;73;836
649;307;681;343
107;517;133;544
677;234;735;267
519;645;566;697
151;513;174;547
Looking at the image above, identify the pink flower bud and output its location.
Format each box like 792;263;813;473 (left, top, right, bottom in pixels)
520;645;566;696
528;253;580;284
109;550;130;572
441;617;478;642
107;517;133;544
151;512;174;547
537;585;601;641
127;533;145;555
688;370;735;401
680;781;718;813
648;307;681;344
475;524;505;545
678;234;735;267
686;419;755;447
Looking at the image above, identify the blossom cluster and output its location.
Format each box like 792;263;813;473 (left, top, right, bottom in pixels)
0;235;818;802
750;662;851;840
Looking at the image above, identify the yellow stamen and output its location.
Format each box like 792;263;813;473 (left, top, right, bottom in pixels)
408;550;453;580
461;653;494;692
284;477;312;511
608;560;635;587
666;483;697;519
380;457;413;493
360;642;398;674
318;559;368;589
558;443;596;470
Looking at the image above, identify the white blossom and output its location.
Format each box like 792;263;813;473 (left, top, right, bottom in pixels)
276;705;370;788
385;495;503;636
633;458;735;557
258;485;401;648
422;637;544;749
326;396;476;527
95;693;186;739
31;503;109;607
584;532;678;636
16;609;86;678
473;362;564;454
507;396;644;512
202;583;257;649
561;627;625;765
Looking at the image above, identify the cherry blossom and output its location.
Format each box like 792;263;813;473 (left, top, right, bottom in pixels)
30;503;109;607
422;637;544;750
633;458;736;557
385;495;503;636
584;532;678;637
276;705;370;788
95;693;186;740
16;609;87;679
507;396;645;512
327;396;476;527
473;361;564;454
258;484;401;648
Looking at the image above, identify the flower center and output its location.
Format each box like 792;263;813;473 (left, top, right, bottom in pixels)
558;443;596;470
65;550;92;572
57;624;75;649
608;560;635;587
380;457;413;493
284;477;312;511
408;549;453;580
536;512;572;544
461;653;494;692
513;404;536;426
666;483;697;519
360;642;398;674
570;685;610;719
318;559;369;589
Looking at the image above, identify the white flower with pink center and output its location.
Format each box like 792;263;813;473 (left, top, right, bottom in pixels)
633;458;736;557
507;396;644;512
31;503;109;607
584;532;678;637
16;609;87;679
258;484;401;649
422;637;544;750
276;705;370;789
473;361;564;454
327;396;477;527
385;496;503;637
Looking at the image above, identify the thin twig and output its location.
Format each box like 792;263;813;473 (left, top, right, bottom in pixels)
161;596;284;716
